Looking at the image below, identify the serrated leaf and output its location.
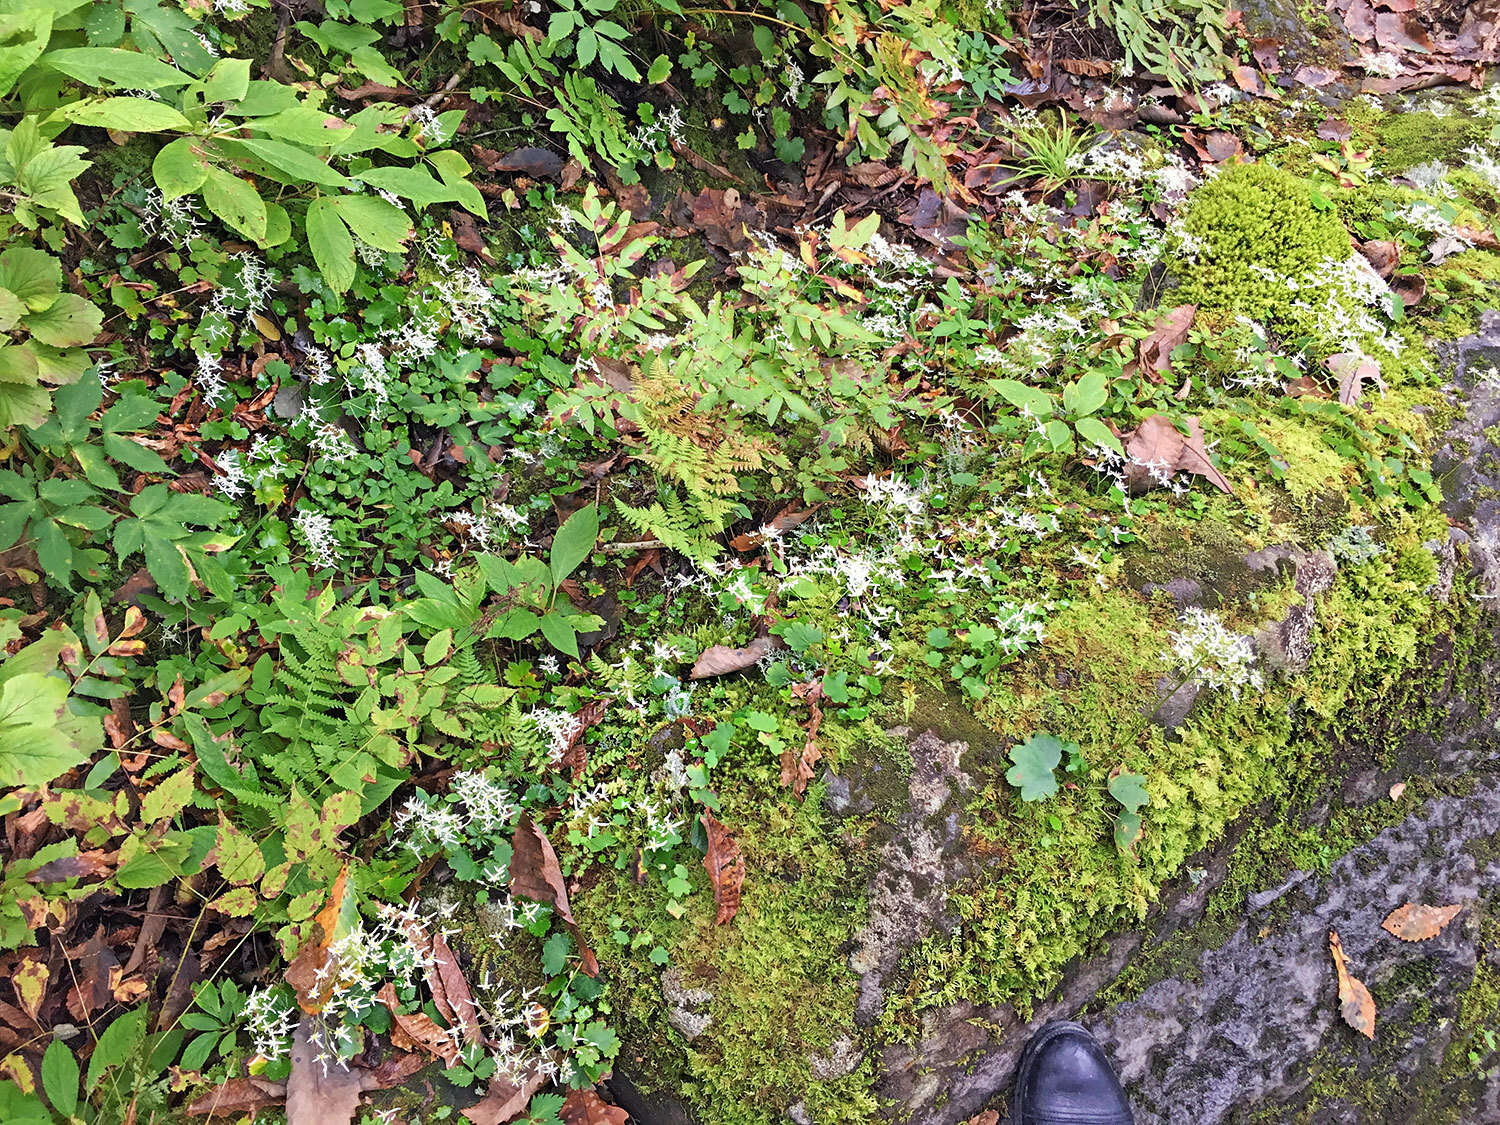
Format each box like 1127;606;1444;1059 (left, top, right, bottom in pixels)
328;193;411;251
23;292;101;347
1328;929;1375;1039
41;1038;78;1115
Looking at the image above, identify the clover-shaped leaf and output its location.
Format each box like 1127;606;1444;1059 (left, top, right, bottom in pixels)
1107;769;1149;814
1005;732;1066;802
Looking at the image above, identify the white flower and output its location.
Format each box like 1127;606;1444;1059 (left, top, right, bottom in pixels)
1169;608;1263;698
293;508;343;570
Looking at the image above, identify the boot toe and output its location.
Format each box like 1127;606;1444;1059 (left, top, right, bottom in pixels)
1013;1022;1133;1125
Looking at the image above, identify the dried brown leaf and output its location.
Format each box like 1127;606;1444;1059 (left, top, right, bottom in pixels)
1329;929;1376;1039
511;813;574;923
1176;417;1234;495
701;812;745;925
1138;305;1195;382
1381;903;1463;942
689;635;780;679
284;865;350;1013
377;982;459;1065
186;1077;286;1117
463;1070;547;1125
430;930;482;1045
728;506;818;552
1358;239;1399;278
286;1016;380;1125
1122;413;1187;491
560;1089;631;1124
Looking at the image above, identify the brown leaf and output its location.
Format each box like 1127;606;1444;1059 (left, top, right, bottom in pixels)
475;146;564;180
1374;11;1432;52
285;1016;380;1125
1389;781;1407;801
1176;417;1235;495
783;681;825;798
561;1089;631;1124
1138;305;1195;382
510;813;574;924
1205;131;1242;162
1057;58;1112;76
1357;239;1399;279
377;983;459;1066
701;812;745;925
463;1070;547;1125
689;635;780;679
1317;117;1353;141
1343;0;1376;41
1329;929;1376;1039
284;865;350;1013
728;505;819;552
186;1077;287;1117
429;930;482;1045
965;1114;1000;1125
1122;413;1187;491
1328;353;1386;406
1381;903;1463;942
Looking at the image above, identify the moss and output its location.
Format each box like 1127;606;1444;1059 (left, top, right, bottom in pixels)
1172;163;1351;324
1375;112;1489;173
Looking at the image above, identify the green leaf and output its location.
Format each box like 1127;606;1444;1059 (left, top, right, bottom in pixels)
1107;769;1149;814
537;611;580;659
1004;732;1064;802
85;1006;147;1092
1062;371;1108;417
541;930;571;975
305;197;355;293
23;292;101;347
329;193;411;251
42;46;192;89
250;105;354;145
152;136;212;199
0;287;21;331
180;1031;220;1072
0;246;61;308
40;1037;79;1116
549;502;597;586
234;136;351;188
988;377;1053;419
646;53;671;83
140;765;194;823
201;56;250;103
0;341;40;384
355;166;455;209
0;673;90;786
0;8;53;99
141;532;190;601
1114;810;1142;853
201;166;267;243
1075;416;1124;457
54;97;191;132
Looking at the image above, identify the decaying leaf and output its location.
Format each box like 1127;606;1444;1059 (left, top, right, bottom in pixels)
510;813;574;924
1176;417;1235;495
1329;929;1376;1039
463;1069;547;1125
689;635;780;680
560;1088;631;1124
1389;781;1407;801
429;930;482;1044
13;958;46;1021
783;680;825;797
186;1076;287;1117
284;865;353;1013
701;812;745;925
1381;902;1463;942
1328;353;1386;406
728;505;818;552
285;1016;380;1125
1138;305;1195;382
511;814;600;976
376;982;459;1065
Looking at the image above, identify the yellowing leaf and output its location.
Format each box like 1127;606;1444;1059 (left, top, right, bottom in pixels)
1329;929;1375;1039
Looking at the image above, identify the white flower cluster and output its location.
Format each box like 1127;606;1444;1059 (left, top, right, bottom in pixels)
1287;254;1401;360
1403;161;1458;198
241;986;298;1062
141;190;202;245
293;508;343;570
1170;607;1264;698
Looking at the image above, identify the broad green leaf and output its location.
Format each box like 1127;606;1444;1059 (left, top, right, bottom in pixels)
0;383;52;428
0;7;52;98
262;200;291;247
151;136;211;199
1004;732;1064;802
0;246;60;308
988;377;1053;419
1114;810;1143;853
355;165;455;209
85;1006;147;1092
23;292;101;347
1075;416;1124;456
0;672;85;786
305;197;355;293
250;104;353;145
41;1038;78;1116
140;764;194;823
0;341;40;384
141;533;190;600
30;342;90;386
234;136;351;188
201;166;267;243
537;611;580;659
328;193;410;251
54;97;191;132
1062;371;1108;417
201;56;250;103
646;53;671;83
1107;770;1149;814
0;287;20;331
549;502;597;586
42;46;192;89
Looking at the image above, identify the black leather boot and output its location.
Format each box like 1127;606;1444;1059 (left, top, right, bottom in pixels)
1012;1021;1135;1125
